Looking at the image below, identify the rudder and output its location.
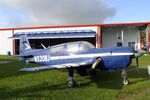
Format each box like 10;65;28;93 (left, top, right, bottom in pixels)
19;34;32;54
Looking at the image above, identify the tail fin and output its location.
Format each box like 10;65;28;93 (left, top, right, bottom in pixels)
19;34;32;54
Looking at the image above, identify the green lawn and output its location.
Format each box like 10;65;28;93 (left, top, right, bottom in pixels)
0;55;150;100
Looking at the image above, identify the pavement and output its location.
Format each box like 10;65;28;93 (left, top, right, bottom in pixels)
0;61;9;64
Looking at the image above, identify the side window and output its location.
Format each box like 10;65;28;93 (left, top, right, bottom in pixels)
116;42;122;47
128;42;135;49
67;43;79;53
51;45;64;54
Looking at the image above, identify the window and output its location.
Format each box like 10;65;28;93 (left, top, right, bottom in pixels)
128;42;135;49
67;43;79;53
117;42;122;47
51;44;64;54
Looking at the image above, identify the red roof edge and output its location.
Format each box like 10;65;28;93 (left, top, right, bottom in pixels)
0;22;150;31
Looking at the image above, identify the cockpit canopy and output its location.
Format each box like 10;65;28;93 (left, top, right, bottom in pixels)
50;41;95;54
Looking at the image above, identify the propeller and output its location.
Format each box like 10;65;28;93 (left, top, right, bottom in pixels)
136;57;139;67
134;49;146;58
134;49;146;72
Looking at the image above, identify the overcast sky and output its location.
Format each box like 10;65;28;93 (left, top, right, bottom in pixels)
0;0;150;28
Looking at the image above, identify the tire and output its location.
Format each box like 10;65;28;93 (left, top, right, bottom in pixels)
68;80;75;87
123;80;129;85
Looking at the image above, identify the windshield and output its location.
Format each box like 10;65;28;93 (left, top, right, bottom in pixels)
50;41;95;54
79;41;95;51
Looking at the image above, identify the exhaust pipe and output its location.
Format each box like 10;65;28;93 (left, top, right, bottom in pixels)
92;58;102;70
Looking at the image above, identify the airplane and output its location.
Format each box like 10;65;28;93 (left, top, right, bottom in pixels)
13;34;145;87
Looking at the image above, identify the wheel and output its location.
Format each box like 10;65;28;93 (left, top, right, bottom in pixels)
68;81;73;87
123;80;129;85
67;80;76;87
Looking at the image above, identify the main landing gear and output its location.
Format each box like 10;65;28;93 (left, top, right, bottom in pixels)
121;69;129;85
67;68;130;87
67;67;80;87
68;79;76;87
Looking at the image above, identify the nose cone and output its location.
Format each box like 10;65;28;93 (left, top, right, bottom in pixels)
134;49;146;58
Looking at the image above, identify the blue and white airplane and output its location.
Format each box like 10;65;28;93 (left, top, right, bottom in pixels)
17;34;145;87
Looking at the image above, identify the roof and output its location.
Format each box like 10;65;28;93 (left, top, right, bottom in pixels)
0;22;150;31
12;30;96;39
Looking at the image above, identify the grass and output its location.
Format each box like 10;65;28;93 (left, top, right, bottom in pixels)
0;55;150;100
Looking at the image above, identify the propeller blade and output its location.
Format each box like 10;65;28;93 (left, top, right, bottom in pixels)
136;57;139;67
135;56;140;73
134;49;146;58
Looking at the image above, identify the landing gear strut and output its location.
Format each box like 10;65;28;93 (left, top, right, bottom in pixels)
67;67;79;87
121;69;129;85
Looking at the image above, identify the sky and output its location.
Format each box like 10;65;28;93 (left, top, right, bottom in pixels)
0;0;149;28
105;0;150;23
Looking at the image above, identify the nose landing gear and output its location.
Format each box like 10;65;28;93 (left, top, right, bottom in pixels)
121;69;129;85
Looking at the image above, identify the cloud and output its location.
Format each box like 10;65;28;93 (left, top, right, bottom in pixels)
0;0;116;27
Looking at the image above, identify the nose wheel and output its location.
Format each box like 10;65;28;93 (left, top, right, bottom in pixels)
123;79;129;85
121;69;129;85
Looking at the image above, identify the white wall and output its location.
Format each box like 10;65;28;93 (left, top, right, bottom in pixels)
0;30;13;55
102;26;140;49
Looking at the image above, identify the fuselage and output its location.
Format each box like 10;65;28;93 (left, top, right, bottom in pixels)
22;41;134;70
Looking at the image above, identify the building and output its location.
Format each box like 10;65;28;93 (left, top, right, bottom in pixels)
0;22;150;55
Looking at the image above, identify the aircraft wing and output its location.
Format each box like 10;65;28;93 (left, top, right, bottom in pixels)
20;65;66;71
20;60;93;71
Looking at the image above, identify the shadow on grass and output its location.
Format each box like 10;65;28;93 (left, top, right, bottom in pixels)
84;68;149;89
0;82;65;99
0;81;92;99
0;68;148;99
0;56;149;99
0;61;42;80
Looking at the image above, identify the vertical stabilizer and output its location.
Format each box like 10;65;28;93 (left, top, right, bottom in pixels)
20;34;32;54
